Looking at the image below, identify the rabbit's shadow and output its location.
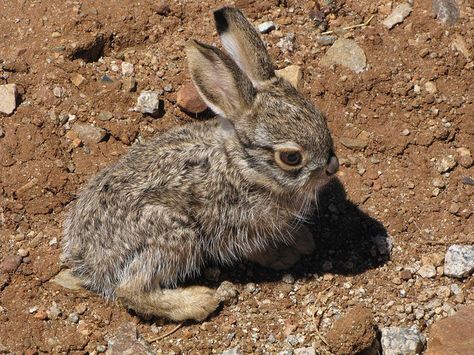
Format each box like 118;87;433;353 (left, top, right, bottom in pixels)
218;178;390;285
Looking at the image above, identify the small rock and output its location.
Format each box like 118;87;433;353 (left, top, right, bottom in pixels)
68;312;79;323
121;62;134;76
444;244;474;278
373;234;393;255
293;347;316;355
316;35;338;46
277;33;295;53
436;155;457;173
98;111;113;121
70;73;86;87
425;81;437;94
286;334;304;346
417;264;437;278
53;86;63;98
432;0;459;25
0;255;22;274
133;91;163;116
154;1;171;16
47;302;61;320
50;269;84;290
17;248;29;257
320;39;366;73
106;322;154;355
221;347;240;355
451;34;472;61
400;269;412;280
282;273;295;284
71;123;107;144
383;3;413;29
340;137;368;150
258;21;275;34
426;305;474;355
276;65;303;90
245;283;257;293
0;127;4;138
456;147;473;169
326;305;377;355
122;77;137;93
33;310;48;320
381;327;426;355
216;281;239;306
401;128;410;136
0;84;18;115
176;82;207;114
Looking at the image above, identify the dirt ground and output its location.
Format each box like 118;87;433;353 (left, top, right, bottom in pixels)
0;0;473;353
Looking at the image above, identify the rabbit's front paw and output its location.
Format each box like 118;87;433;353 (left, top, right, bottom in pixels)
249;245;302;270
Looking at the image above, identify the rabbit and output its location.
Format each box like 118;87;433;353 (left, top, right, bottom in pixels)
62;6;339;322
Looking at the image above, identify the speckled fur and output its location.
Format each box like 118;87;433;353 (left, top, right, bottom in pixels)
62;7;336;321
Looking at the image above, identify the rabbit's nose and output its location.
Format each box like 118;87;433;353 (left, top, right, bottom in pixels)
326;155;339;176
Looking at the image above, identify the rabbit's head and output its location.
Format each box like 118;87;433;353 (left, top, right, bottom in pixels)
187;7;338;200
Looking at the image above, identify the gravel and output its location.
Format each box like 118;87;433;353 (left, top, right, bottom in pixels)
444;245;474;278
381;327;426;355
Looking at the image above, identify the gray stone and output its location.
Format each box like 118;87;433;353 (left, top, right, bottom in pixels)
432;0;459;25
383;3;413;29
293;347;315;355
276;65;302;90
417;264;437;278
321;39;366;73
286;334;304;346
316;35;337;46
216;281;239;306
258;21;275;34
133;91;163;115
381;327;426;355
71;123;107;144
50;269;84;290
444;244;474;278
0;84;18;115
106;322;154;355
436;155;457;173
121;62;134;76
277;33;295;53
98;111;113;121
221;347;240;355
373;234;393;255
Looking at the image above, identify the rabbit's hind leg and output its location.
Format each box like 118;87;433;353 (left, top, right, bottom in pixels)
116;282;220;322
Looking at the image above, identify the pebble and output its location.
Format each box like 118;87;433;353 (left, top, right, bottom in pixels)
320;39;367;73
293;347;316;355
222;347;240;355
277;33;295;52
70;73;86;87
0;127;4;138
381;327;426;355
451;34;472;61
282;273;295;284
436;155;457;173
17;248;29;257
50;269;84;290
163;84;173;92
417;264;437;278
106;322;154;355
401;128;410;136
245;283;257;293
424;81;437;94
0;84;18;115
383;3;413;29
373;234;393;255
432;0;459;25
275;65;302;90
426;305;474;354
47;302;61;320
216;281;239;306
133;91;163;115
121;62;134;76
286;334;304;346
339;137;368;150
0;255;22;274
258;21;275;34
98;111;113;121
68;312;79;323
316;35;337;46
456;147;473;169
176;82;207;114
444;244;474;278
122;77;137;93
71;123;107;144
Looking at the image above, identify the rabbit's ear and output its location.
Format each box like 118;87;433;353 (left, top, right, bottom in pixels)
186;40;255;118
214;7;275;86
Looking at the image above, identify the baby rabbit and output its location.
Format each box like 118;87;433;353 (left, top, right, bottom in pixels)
62;7;339;322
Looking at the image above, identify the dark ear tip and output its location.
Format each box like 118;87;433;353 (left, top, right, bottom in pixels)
213;7;230;34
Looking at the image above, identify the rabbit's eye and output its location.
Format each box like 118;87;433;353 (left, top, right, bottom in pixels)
276;150;303;169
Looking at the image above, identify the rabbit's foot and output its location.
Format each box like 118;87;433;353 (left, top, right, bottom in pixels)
116;284;220;322
248;245;302;270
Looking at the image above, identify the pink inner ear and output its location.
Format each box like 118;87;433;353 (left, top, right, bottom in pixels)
220;33;249;81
